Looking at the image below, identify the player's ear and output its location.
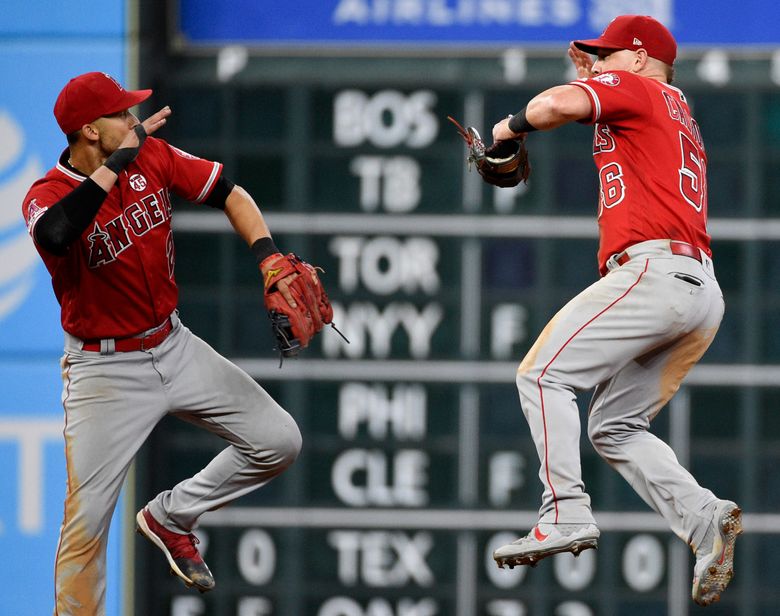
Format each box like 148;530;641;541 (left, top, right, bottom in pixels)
633;49;649;72
81;122;100;143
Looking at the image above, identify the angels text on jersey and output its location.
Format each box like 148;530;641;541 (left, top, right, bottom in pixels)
86;185;173;268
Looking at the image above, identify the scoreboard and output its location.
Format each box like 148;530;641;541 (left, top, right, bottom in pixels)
131;10;780;615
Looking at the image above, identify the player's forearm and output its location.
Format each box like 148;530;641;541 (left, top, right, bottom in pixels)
224;184;273;247
494;85;592;141
525;85;592;130
90;165;123;192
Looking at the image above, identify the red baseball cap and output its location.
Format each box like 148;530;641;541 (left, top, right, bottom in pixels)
573;15;677;65
53;72;152;134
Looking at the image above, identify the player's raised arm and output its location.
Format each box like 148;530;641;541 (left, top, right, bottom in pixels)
32;90;168;256
492;84;593;142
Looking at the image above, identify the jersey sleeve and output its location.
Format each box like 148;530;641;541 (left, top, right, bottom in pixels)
151;137;224;204
22;180;70;240
569;71;653;126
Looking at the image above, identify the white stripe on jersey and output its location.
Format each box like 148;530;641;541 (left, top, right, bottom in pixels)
196;162;221;203
570;81;602;121
56;162;86;182
660;81;686;102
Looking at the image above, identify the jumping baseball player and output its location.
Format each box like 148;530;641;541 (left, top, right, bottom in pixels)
22;72;329;615
488;16;742;606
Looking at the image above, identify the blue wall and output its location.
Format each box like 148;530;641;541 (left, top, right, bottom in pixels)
0;2;128;614
177;0;780;46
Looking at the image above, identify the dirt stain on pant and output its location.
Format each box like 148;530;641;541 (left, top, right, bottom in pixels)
55;357;105;616
656;327;718;414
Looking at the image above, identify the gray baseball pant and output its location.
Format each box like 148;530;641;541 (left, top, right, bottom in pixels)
516;239;724;548
54;313;301;615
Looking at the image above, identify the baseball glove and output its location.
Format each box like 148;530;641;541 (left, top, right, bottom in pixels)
260;253;335;360
448;116;531;188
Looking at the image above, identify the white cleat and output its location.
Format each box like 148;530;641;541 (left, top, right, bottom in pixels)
493;523;600;568
691;500;743;606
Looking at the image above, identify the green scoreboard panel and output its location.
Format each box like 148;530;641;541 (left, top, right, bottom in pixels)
133;49;780;616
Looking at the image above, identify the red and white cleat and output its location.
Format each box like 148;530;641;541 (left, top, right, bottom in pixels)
493;523;600;569
691;500;742;606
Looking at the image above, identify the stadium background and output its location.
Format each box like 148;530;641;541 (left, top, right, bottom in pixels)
1;1;779;614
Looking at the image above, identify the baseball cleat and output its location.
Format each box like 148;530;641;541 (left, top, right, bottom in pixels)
691;500;742;606
136;508;215;593
494;523;600;568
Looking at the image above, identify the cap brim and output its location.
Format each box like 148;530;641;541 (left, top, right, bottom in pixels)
102;88;153;117
573;38;625;55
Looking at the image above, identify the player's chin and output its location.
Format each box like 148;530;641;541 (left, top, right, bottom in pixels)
99;138;123;156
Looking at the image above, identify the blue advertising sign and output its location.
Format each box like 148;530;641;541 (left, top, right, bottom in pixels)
177;0;780;47
0;56;64;355
1;0;123;36
0;360;123;616
0;10;128;614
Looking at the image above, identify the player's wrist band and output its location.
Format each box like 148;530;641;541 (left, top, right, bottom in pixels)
251;237;280;264
508;108;539;134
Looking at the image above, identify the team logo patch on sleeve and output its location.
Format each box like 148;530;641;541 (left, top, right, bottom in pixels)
593;73;621;86
26;198;47;233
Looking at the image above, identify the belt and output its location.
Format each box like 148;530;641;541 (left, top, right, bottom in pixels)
615;240;702;267
82;317;174;352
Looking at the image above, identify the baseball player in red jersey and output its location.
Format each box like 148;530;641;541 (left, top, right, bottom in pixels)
22;72;306;614
489;16;742;606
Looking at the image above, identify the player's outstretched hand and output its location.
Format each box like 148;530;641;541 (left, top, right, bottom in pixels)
119;106;172;150
568;43;594;79
140;106;171;138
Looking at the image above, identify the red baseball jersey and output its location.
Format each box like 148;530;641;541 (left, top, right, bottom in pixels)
22;137;222;339
570;70;710;275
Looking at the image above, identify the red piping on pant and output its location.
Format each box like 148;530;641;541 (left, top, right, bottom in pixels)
537;259;649;523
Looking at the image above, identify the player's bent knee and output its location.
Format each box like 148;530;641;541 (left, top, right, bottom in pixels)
279;423;302;468
587;415;615;446
587;420;634;457
245;421;302;472
515;367;542;399
587;423;608;453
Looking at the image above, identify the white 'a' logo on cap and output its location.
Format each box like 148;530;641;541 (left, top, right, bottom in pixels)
103;73;125;91
633;37;643;45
